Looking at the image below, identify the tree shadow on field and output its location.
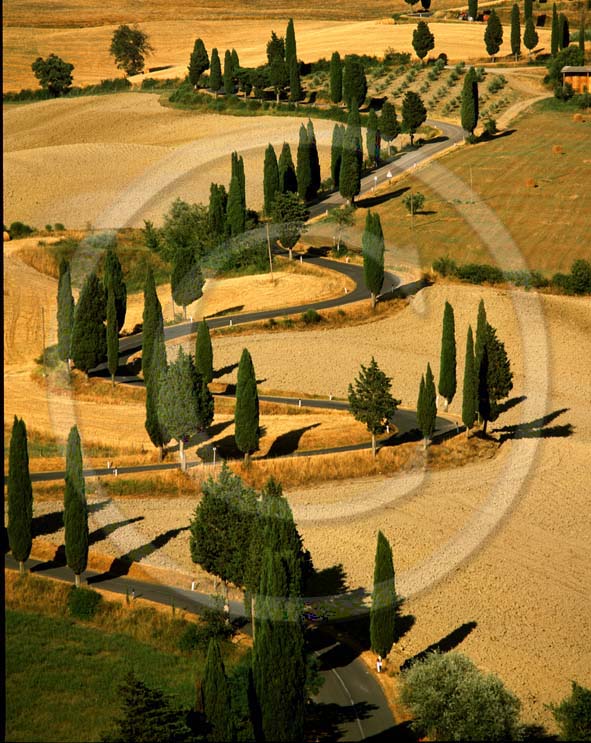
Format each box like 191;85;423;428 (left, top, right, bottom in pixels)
198;433;242;460
494;407;574;443
88;526;189;583
357;186;410;209
495;394;527;416
266;423;320;458
400;620;478;671
30;500;109;539
212;362;239;379
88;516;144;547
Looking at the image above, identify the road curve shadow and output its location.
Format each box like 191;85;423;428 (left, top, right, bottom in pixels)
400;620;477;671
357;186;410;209
305;700;379;742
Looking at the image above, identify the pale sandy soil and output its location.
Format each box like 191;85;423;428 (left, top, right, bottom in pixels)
3;94;336;228
3;19;552;91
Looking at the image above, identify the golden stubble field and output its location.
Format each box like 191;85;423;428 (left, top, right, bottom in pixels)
3;17;552;91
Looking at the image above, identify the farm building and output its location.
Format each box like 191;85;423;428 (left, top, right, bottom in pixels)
561;66;591;93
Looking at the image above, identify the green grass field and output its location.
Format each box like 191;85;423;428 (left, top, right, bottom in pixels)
352;101;591;274
6;609;203;742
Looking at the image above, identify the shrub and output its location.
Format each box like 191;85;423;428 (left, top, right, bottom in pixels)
457;263;504;284
483;116;498;136
570;259;591;294
177;606;234;652
54;223;65;231
551;272;574;294
549;681;591;741
205;233;268;276
554;82;575;100
67;586;102;620
9;221;35;239
302;309;322;324
504;270;548;289
45;224;53;232
437;52;448;65
402;192;426;213
432;256;458;277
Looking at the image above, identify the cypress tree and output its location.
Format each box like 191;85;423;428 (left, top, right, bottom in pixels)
231;48;240;74
524;16;539;56
362;211;385;309
469;0;478;20
380;100;400;155
64;425;88;587
171;248;203;319
462;326;477;433
263;143;280;217
196;370;214;433
307;119;321;199
401;90;427;146
366;109;378;166
550;3;559;56
106;285;119;386
145;317;170;460
370;531;397;659
223;49;233;95
484;10;504;62
285;18;297;69
511;4;521;60
418;363;437;446
235;348;259;462
208;183;227;241
461;67;479;136
339;123;362;205
232;151;247;209
347;101;363;165
252;548;305;742
226;174;246;235
289;56;301;103
104;247;127;332
580;18;586;53
412;20;436;63
474;298;488;378
141;265;159;383
559;14;570;49
158;347;200;470
524;0;532;21
482;323;513;431
209;47;222;93
331;124;344;189
342;54;367;110
330;51;342;104
57;259;74;361
188;38;209;88
438;301;456;410
475;299;488;427
202;638;233;742
296;123;312;202
278;142;298;194
195;319;213;384
70;271;106;375
7;417;33;575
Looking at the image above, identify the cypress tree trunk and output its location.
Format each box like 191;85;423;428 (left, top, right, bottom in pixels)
179;437;186;472
371;431;376;458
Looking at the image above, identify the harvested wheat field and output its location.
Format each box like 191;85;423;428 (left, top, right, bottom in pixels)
3;17;552;91
3;94;337;229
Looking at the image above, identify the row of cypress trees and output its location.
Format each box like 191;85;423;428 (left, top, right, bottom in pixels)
7;418;88;585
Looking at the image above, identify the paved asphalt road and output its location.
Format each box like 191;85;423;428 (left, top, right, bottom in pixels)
5;555;395;740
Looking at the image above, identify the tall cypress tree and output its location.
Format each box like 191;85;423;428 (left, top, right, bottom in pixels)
331;124;344;189
362;212;385;309
524;0;532;21
195;319;213;383
481;323;513;432
307;119;321;199
462;325;477;433
70;271;107;375
64;425;88;588
296;123;312;202
209;47;222;93
418;363;437;446
551;4;559;56
380;100;400;155
208;183;227;241
231;48;240;74
145;317;170;460
347;102;363;166
461;67;479;138
339;105;362;204
278;142;298;194
234;348;259;462
438;301;457;409
188;38;209;88
223;49;234;95
559;13;570;49
203;638;233;742
474;298;488;382
263;143;280;217
475;299;488;427
288;49;301;102
285;18;297;70
370;531;397;659
484;10;504;62
7;417;33;576
57;259;75;361
511;4;522;60
141;265;159;383
232;152;247;209
524;16;539;56
469;0;478;20
330;51;342;104
412;20;436;63
106;285;119;386
104;247;127;332
158;347;200;470
252;548;305;742
226;175;246;236
342;54;367;110
366;109;378;166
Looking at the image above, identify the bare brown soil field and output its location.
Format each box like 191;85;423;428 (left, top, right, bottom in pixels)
3;94;337;228
3;18;551;92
